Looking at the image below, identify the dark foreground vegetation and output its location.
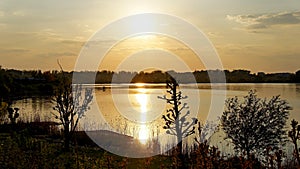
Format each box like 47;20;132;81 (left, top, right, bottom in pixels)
1;117;300;169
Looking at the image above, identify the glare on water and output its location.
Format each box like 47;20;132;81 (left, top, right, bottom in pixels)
134;86;151;144
135;88;148;114
138;124;150;144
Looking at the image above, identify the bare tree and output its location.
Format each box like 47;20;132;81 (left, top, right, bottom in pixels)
158;77;197;158
221;90;290;158
52;68;93;151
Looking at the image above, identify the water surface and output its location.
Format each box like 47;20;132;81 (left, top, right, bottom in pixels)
12;83;300;155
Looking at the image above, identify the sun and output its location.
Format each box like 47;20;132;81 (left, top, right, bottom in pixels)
127;14;157;33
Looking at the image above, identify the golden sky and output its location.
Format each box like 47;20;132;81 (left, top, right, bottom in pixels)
0;0;300;73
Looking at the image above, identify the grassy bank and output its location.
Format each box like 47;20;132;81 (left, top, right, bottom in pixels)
1;121;299;168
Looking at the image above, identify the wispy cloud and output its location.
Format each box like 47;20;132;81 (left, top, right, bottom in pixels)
60;39;85;46
15;29;62;41
36;29;61;40
0;48;30;54
227;11;300;30
36;52;76;58
12;10;26;17
207;32;223;38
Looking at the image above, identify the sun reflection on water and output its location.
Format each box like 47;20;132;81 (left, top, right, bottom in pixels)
138;124;149;144
134;86;151;144
135;88;148;114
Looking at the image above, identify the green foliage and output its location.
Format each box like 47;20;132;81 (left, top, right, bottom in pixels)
221;90;290;158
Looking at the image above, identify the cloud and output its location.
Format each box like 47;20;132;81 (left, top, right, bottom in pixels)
36;29;62;40
227;11;300;29
36;52;76;58
12;10;26;17
60;40;85;46
0;48;30;54
207;32;223;38
14;29;63;42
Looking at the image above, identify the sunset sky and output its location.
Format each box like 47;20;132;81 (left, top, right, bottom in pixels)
0;0;299;73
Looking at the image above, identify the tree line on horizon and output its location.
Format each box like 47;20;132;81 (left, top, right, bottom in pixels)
1;67;300;98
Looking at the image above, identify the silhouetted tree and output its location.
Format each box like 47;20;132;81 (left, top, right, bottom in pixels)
296;70;300;83
0;67;15;124
221;90;290;158
288;119;300;165
52;62;93;151
53;80;93;151
0;67;12;103
158;77;197;167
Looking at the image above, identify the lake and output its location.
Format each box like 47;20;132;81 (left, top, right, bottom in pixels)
12;83;300;157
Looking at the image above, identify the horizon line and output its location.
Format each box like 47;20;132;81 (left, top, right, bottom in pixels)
1;66;299;74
